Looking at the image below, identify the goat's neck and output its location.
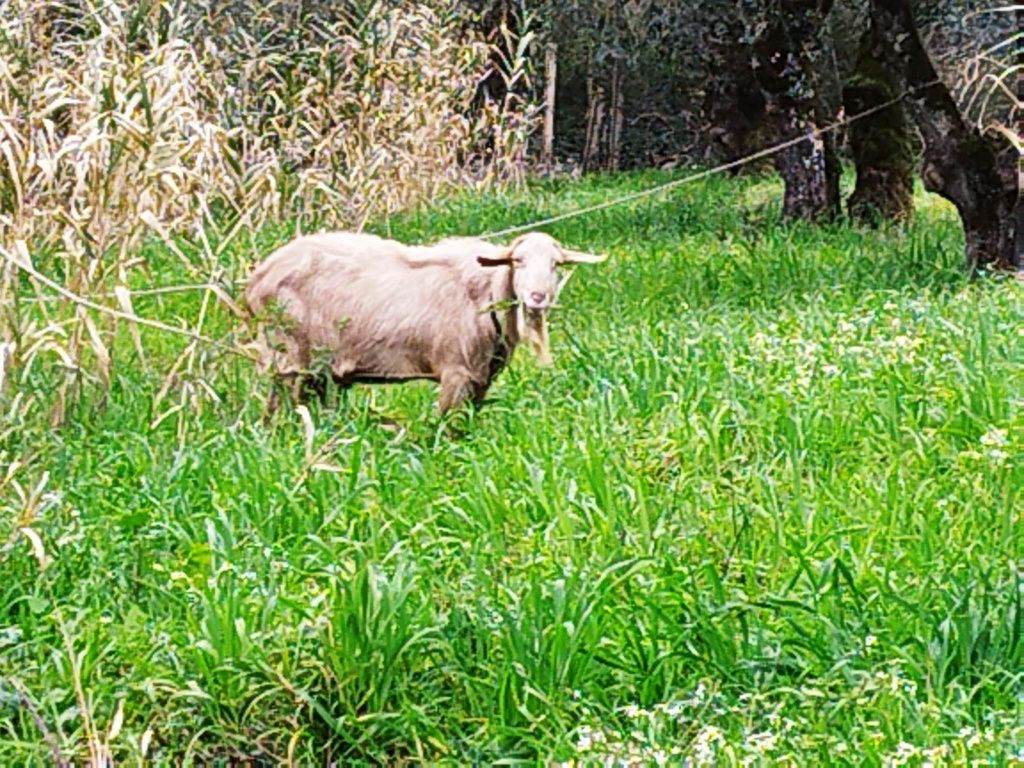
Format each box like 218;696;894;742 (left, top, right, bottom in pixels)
489;266;520;347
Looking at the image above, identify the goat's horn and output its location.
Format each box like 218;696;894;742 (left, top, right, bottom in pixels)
477;250;514;267
559;248;607;264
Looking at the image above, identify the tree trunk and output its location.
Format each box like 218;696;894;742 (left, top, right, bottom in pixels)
542;44;557;169
843;20;914;223
755;0;841;221
609;58;625;172
771;114;840;221
582;77;605;171
1016;5;1023;275
701;23;770;173
867;0;1019;272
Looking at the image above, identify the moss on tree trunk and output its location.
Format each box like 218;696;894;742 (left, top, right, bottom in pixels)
843;23;914;223
868;0;1018;272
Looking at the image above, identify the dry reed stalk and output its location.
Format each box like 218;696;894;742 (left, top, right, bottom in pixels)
0;0;539;439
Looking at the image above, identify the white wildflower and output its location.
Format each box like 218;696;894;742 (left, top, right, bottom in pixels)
923;744;948;763
0;626;23;646
575;725;593;751
988;448;1009;463
691;725;724;765
655;700;685;719
980;426;1008;447
892;741;918;763
745;730;778;754
684;682;708;708
958;726;983;749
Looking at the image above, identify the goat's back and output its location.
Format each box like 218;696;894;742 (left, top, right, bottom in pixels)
245;231;507;382
244;232;407;313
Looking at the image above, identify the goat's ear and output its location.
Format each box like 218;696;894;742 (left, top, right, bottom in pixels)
558;247;607;264
477;250;514;267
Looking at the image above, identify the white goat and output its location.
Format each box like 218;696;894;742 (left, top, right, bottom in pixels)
244;231;605;412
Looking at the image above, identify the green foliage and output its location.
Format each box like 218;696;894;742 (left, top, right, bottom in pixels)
0;171;1021;763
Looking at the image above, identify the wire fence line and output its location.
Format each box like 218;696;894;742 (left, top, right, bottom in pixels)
478;79;941;240
1;79;939;355
0;247;258;361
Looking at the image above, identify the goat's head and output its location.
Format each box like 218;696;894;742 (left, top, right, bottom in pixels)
477;232;606;364
477;232;606;311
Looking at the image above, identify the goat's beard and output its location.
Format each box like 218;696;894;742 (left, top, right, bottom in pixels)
518;305;552;366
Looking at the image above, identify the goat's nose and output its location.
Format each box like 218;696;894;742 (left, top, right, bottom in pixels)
529;291;546;305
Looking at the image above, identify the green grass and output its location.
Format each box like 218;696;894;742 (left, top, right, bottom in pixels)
1;170;1022;765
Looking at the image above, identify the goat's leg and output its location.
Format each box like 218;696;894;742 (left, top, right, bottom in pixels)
301;373;329;404
261;330;313;420
470;379;491;408
264;380;283;425
437;368;477;413
263;373;301;424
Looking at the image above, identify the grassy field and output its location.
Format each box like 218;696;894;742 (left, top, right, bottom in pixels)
1;170;1021;765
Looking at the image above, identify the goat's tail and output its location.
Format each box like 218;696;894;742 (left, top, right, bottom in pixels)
242;260;279;316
